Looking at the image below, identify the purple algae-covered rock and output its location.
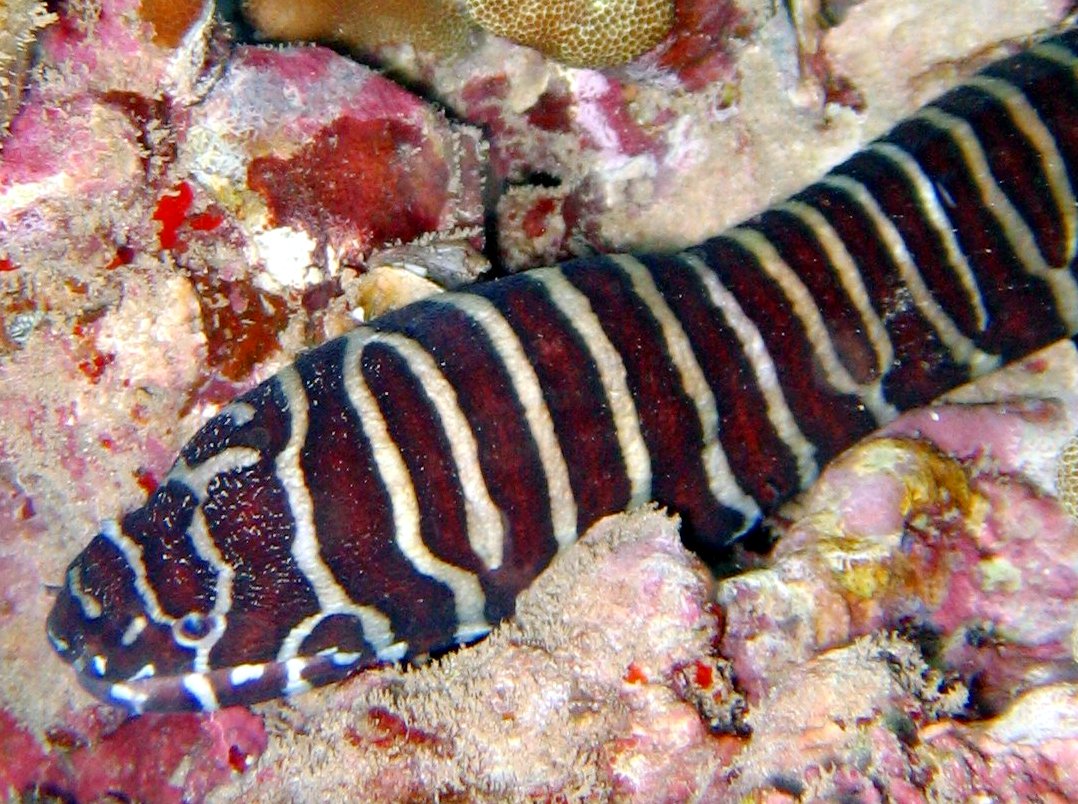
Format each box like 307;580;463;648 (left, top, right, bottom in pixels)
720;343;1078;712
191;44;487;282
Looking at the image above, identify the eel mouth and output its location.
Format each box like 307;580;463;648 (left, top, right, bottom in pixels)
72;648;382;714
75;671;152;714
74;664;251;714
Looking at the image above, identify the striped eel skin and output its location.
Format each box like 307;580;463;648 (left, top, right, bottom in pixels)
48;28;1078;713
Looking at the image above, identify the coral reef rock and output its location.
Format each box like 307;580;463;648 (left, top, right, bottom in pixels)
2;0;1078;800
0;0;53;137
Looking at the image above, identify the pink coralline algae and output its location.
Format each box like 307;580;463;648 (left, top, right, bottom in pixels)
3;0;1078;800
0;1;486;388
194;44;487;270
246;116;452;257
719;425;1078;709
639;0;750;90
4;707;267;802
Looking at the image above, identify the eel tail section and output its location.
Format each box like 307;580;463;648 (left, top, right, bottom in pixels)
46;28;1078;712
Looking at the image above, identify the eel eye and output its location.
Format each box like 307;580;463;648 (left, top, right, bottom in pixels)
172;612;216;646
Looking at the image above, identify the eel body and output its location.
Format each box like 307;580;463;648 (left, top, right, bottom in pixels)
47;28;1078;712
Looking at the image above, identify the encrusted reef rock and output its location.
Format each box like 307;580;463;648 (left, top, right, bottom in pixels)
0;0;488;540
185;44;487;295
3;0;1078;800
715;341;1078;799
0;0;53;137
217;345;1078;802
0;3;485;796
227;510;731;800
245;0;1072;274
722;406;1078;713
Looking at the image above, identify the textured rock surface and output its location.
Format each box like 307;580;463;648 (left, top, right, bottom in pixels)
425;0;1071;269
0;0;53;135
223;510;729;800
1;0;1077;800
242;0;1072;269
721;371;1078;711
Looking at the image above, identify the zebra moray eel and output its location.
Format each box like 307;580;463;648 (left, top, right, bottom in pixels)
47;28;1078;713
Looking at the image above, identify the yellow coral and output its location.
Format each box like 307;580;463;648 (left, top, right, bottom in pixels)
243;0;674;68
801;437;979;603
463;0;674;67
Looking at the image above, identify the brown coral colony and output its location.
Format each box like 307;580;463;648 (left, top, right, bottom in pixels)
466;0;675;67
243;0;676;67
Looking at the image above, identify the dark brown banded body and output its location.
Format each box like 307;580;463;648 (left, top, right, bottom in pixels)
47;28;1078;712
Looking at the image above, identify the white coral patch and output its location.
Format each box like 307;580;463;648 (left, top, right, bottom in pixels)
93;274;207;389
251;226;323;293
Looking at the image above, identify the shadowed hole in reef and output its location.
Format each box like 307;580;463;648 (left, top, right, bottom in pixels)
895;617;943;666
965;672;1000;720
509;171;563;189
22;782;80;803
706;519;779;580
215;0;260;41
767;774;805;798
